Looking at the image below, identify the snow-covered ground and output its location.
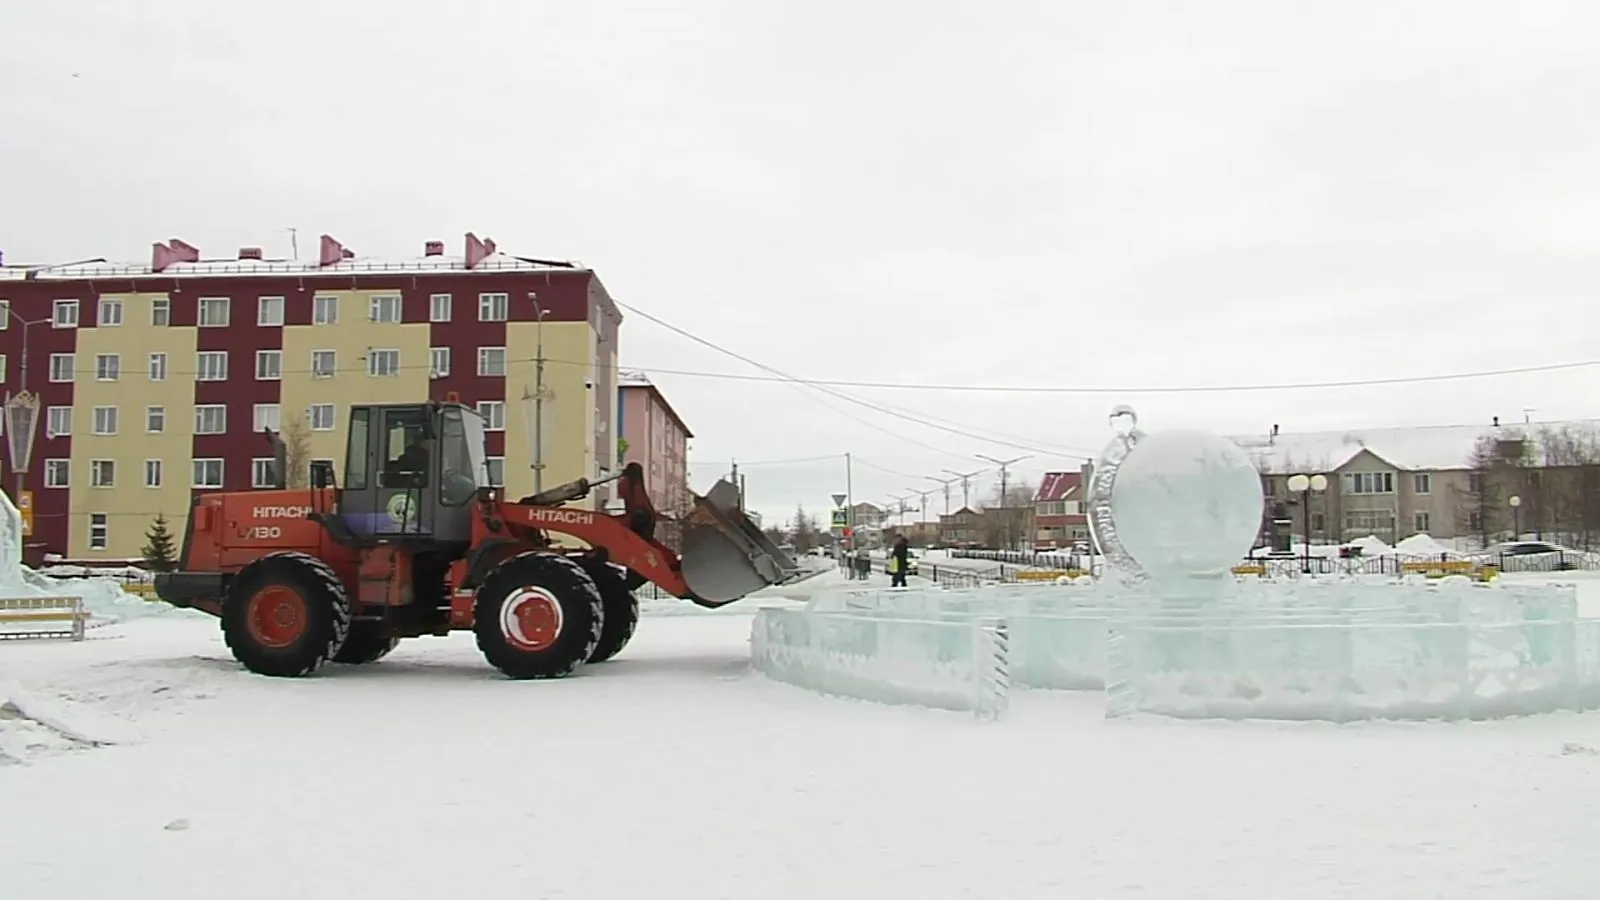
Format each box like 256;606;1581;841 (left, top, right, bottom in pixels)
4;571;1600;898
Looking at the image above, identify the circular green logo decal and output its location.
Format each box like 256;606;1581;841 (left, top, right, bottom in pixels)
386;493;416;525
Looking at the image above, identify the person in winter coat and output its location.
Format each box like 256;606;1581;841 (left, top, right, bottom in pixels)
889;535;911;588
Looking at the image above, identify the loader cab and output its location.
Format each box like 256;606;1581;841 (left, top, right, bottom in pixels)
319;402;493;547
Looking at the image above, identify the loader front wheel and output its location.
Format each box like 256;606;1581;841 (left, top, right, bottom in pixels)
222;552;352;678
582;561;640;664
474;552;604;679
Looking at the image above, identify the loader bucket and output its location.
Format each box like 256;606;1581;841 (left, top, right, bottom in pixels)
679;479;801;606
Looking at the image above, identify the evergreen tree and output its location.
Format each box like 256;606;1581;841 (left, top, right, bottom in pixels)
142;514;178;572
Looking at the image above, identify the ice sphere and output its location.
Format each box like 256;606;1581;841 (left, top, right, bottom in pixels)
1109;428;1263;582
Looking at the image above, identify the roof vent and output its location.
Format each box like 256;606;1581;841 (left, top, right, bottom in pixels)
239;247;263;260
318;234;346;267
168;239;200;262
424;240;445;256
341;248;354;259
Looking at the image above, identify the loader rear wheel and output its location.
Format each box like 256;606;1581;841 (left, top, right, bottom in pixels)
581;561;640;664
332;624;400;664
222;552;352;678
474;552;603;679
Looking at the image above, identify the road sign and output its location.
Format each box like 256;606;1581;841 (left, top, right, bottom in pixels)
17;489;32;537
830;509;848;528
831;493;847;509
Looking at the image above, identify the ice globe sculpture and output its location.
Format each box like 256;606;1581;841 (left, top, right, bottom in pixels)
1088;406;1264;582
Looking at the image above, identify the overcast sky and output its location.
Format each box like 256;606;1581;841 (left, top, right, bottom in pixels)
4;1;1600;523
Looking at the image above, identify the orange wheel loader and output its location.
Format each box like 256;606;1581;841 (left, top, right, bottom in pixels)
153;400;800;679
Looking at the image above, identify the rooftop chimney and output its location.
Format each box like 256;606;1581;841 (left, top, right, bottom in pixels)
238;247;263;260
168;239;200;262
318;234;346;267
423;240;445;256
341;247;354;259
152;241;183;272
465;232;495;269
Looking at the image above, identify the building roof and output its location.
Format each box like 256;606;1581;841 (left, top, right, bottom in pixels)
1229;418;1600;473
0;233;586;282
1034;471;1082;502
618;370;694;439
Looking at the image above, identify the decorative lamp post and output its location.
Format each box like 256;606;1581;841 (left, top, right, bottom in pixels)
1508;494;1522;541
1286;473;1328;574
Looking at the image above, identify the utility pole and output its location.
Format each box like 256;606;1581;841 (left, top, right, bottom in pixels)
977;454;1030;552
527;293;551;494
845;452;855;553
926;474;960;515
906;487;933;523
942;468;985;511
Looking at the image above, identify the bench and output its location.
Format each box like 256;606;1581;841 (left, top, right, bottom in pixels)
1231;564;1267;576
1014;569;1086;582
1399;560;1494;581
0;596;90;641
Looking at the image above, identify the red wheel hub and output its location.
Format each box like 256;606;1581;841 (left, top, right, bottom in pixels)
246;585;307;649
500;589;564;652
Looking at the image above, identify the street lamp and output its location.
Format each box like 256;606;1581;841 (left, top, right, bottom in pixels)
2;309;51;506
1285;473;1328;574
1508;494;1522;540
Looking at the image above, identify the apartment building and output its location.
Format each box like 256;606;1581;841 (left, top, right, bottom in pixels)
1234;418;1600;545
1032;471;1088;549
618;370;693;550
0;232;622;560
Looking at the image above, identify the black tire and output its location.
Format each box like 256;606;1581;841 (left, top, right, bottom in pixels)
332;623;400;664
581;561;640;664
221;552;352;677
473;551;604;679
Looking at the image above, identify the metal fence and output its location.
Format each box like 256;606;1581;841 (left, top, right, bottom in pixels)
949;548;1600;577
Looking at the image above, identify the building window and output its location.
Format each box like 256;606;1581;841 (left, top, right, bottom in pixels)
95;353;120;381
198;297;230;327
148;352;167;381
478;292;508;322
196;351;229;381
53;299;78;328
486;456;505;485
258;296;285;326
1312;513;1325;531
1469;511;1483;530
49;353;74;382
310;458;335;481
256;349;282;380
311;349;336;378
92;406;118;435
0;300;7;327
1342;472;1395;495
313;295;339;325
1414;512;1431;533
1343;511;1397;534
476;400;505;431
98;298;124;326
1413;472;1431;494
195;405;227;434
369;294;402;323
251;458;277;488
144;459;163;488
88;513;108;551
367;349;400;377
151;297;170;326
308;403;336;431
1468;472;1485;494
477;347;506;376
90;459;115;487
146;406;165;433
430;293;452;322
46;406;71;438
44;459;69;488
0;354;7;383
253;403;281;433
192;458;225;488
429;347;450;378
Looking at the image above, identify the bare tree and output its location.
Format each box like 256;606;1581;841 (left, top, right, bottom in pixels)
1457;429;1535;547
282;413;313;489
980;479;1036;550
1535;423;1600;548
789;504;821;554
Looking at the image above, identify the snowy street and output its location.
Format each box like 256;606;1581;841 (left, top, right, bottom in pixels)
4;573;1600;899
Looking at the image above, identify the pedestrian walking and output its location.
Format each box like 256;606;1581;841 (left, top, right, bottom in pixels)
889;534;911;588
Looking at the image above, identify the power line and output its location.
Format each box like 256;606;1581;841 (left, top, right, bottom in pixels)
688;454;842;468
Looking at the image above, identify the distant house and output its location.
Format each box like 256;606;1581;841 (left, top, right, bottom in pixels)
937;507;984;548
1033;471;1088;550
619;371;694;550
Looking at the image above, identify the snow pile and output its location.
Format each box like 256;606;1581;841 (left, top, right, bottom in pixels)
0;681;130;765
1346;534;1395;556
0;493;176;624
1395;533;1462;557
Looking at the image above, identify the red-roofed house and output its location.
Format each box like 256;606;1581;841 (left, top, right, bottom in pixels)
1033;471;1088;550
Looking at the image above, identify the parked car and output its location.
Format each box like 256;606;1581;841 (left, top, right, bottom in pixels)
1467;540;1595;572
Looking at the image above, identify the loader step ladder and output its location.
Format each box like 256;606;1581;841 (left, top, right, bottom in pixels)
0;596;90;641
